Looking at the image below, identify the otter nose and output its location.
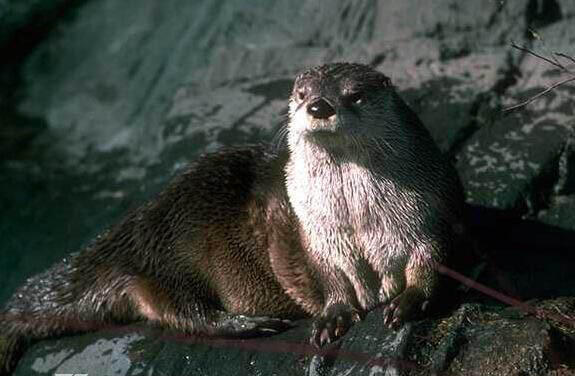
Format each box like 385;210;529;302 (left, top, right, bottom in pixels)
307;98;335;119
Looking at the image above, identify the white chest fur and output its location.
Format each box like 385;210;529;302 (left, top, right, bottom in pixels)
286;144;425;309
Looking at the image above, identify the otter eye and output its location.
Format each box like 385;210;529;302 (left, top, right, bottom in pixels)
346;92;363;105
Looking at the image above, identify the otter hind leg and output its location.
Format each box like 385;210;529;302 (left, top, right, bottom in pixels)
128;276;294;338
382;252;438;329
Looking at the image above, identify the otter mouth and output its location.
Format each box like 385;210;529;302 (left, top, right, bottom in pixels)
304;127;355;151
308;128;340;137
304;119;343;136
305;127;344;142
290;105;357;150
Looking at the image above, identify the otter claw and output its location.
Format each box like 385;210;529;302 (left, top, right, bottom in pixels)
382;288;428;329
311;303;361;348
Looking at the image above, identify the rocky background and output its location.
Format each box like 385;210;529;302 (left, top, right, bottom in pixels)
1;0;575;375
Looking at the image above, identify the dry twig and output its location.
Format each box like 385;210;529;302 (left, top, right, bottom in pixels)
503;42;575;112
554;52;575;66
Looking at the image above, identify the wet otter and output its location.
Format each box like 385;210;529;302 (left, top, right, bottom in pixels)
0;63;464;374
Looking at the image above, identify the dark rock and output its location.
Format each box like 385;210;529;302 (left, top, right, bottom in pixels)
2;0;575;375
538;195;575;231
445;304;574;375
13;301;575;375
0;0;77;50
457;104;571;213
402;77;477;154
0;110;46;159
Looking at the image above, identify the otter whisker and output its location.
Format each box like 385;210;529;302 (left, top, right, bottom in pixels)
271;122;290;152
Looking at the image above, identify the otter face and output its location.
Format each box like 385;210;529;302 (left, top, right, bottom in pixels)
288;63;392;153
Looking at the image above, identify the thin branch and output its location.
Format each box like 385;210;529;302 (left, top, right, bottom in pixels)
503;75;575;112
511;41;567;72
505;42;575;112
526;29;566;69
554;52;575;67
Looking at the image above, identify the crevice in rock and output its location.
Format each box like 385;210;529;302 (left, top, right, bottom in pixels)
553;129;575;196
523;150;562;218
546;326;575;370
428;310;470;374
525;0;562;33
485;0;508;29
0;0;88;105
0;0;89;162
492;51;523;97
369;52;386;67
522;127;575;221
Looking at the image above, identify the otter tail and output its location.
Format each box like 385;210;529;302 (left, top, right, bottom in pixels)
0;332;23;376
0;255;107;375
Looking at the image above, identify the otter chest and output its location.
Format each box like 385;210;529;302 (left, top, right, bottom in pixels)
287;159;411;309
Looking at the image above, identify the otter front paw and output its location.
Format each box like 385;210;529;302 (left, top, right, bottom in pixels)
382;288;428;329
311;303;362;347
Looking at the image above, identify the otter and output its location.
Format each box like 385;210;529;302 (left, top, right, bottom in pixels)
0;63;464;374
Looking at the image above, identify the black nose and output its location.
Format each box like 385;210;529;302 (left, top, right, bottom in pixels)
307;98;335;119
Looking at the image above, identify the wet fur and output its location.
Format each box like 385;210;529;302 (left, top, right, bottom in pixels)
0;63;464;373
285;64;463;343
0;147;321;374
287;76;462;311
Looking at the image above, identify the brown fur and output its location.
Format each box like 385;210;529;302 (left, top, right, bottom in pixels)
1;63;464;374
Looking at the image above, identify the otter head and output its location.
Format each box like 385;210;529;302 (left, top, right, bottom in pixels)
288;63;394;156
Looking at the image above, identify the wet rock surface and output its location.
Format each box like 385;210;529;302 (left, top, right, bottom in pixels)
12;301;575;375
2;0;575;375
